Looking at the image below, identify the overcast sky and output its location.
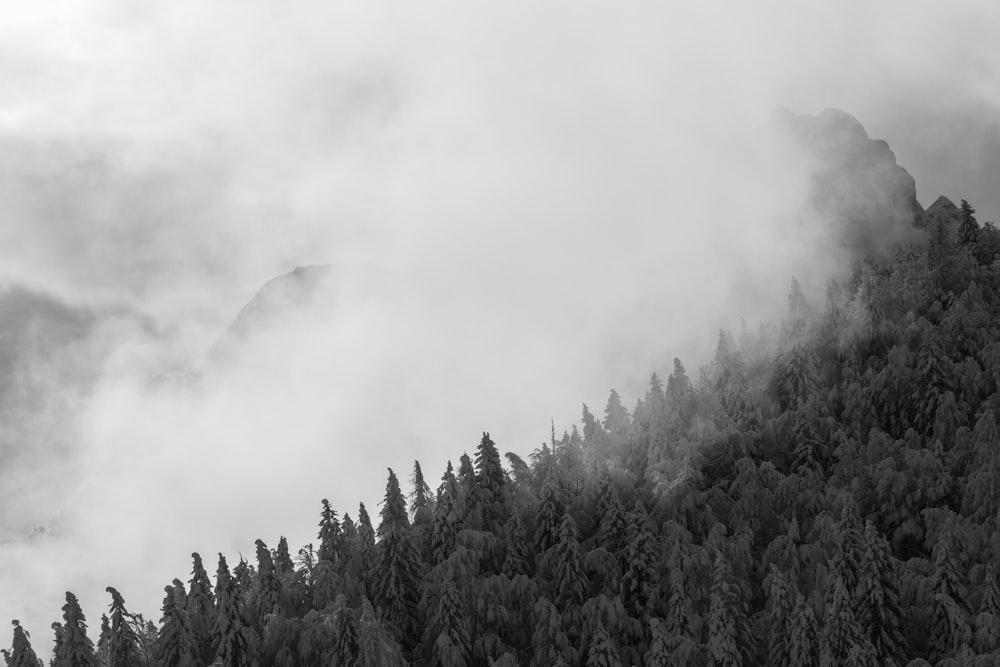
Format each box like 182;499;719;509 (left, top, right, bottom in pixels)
1;0;999;640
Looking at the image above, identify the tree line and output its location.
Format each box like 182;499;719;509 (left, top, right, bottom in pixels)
6;201;1000;665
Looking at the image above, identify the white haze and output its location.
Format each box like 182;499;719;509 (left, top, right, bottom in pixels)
1;0;998;641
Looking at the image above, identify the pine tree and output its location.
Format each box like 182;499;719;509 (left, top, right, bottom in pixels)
475;432;508;535
431;461;462;564
644;618;672;667
490;653;519;667
457;453;481;530
330;594;360;666
983;563;1000;619
295;609;329;665
51;622;65;666
553;511;588;614
104;587;140;667
186;552;216;666
856;521;906;666
274;536;292;577
372;467;423;646
274;537;295;575
788;593;820;667
213;554;257;667
154;581;194;667
630;373;668;475
830;503;865;597
233;557;253;594
714;332;762;434
317;498;342;564
603;390;631;443
254;539;282;624
534;467;564;555
620;500;659;618
502;510;531;578
927;525;971;662
844;641;879;667
820;576;868;667
666;358;697;430
558;427;586;492
7;620;41;667
664;563;696;640
958;199;979;246
773;343;820;411
975;562;1000;655
784;276;811;340
311;554;341;609
765;565;795;667
95;615;110;665
582;403;609;457
423;576;471;667
357;503;375;551
787;398;829;475
342;514;359;548
411;460;435;528
662;522;703;642
707;551;751;667
530;598;571;667
355;598;406;667
337;513;364;607
963;410;1000;522
597;473;629;556
53;592;96;667
586;621;622;667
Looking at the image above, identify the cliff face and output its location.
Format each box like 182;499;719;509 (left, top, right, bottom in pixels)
774;108;926;259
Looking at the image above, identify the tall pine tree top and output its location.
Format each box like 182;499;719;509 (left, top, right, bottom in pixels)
7;620;41;667
410;460;434;527
213;554;256;667
958;199;979;245
475;432;508;534
317;498;342;563
105;587;139;667
55;591;96;667
373;468;423;646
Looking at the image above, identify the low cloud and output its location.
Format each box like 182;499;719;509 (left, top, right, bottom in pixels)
1;0;998;638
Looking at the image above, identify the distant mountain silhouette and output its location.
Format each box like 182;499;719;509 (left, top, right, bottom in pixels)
205;263;389;367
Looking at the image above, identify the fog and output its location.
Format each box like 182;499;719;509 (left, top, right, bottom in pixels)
1;0;998;641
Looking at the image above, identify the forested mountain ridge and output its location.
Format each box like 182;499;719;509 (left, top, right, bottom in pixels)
7;200;1000;666
6;108;1000;665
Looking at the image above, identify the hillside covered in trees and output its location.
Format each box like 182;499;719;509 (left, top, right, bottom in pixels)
7;200;1000;666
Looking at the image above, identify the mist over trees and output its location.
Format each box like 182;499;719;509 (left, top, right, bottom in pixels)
7;209;1000;665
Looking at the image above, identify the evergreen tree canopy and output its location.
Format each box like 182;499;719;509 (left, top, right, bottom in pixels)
212;555;257;667
54;592;95;667
475;432;508;534
104;587;140;667
7;620;41;667
12;193;1000;666
373;467;423;646
154;580;193;667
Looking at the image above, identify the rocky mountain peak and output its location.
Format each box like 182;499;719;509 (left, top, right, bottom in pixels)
773;107;926;259
923;195;963;228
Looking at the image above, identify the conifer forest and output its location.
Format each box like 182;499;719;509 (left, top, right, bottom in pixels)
7;202;1000;665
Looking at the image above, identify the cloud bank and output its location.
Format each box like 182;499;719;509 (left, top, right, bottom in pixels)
1;0;998;639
